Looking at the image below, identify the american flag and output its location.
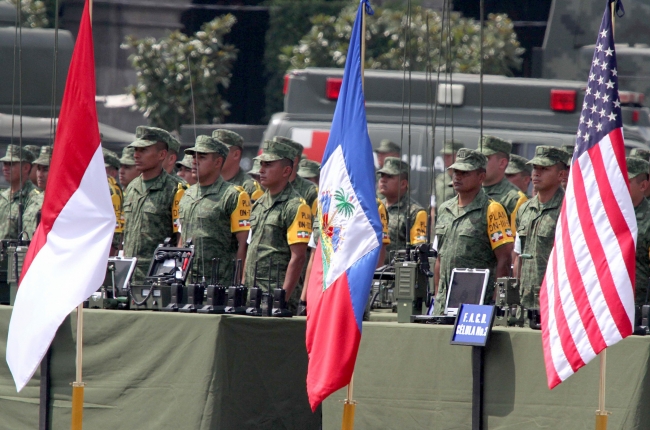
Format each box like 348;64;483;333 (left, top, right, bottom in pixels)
540;0;637;389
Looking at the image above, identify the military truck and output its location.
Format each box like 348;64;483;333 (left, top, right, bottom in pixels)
263;67;650;207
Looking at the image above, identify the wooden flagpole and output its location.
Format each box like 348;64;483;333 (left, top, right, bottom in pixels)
342;4;366;430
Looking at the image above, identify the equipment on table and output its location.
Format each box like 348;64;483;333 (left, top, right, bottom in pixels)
198;258;227;314
0;239;30;306
88;257;137;310
271;261;292;317
393;244;435;323
493;277;524;327
224;259;247;314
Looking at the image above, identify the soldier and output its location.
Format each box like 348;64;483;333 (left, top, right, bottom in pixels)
626;157;650;305
431;140;463;225
505;154;532;195
479;135;528;229
559;144;575;190
175;154;196;185
212;129;263;202
119;146;139;188
243;139;311;307
629;148;650;198
0;145;41;239
33;146;52;191
103;148;124;255
178;136;251;282
298;158;320;186
162;134;181;175
272;136;318;216
24;145;40;187
434;149;514;315
378;157;427;264
514;146;569;309
246;159;264;202
123;126;187;280
374;139;401;169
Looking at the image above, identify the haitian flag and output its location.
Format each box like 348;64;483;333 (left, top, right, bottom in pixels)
305;0;382;411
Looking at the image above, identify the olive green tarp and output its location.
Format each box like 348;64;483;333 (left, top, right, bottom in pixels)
0;307;320;430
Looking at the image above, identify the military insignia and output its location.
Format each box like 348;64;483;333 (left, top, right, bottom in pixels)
491;231;503;243
505;228;513;237
297;231;310;239
238;219;251;227
319;187;356;291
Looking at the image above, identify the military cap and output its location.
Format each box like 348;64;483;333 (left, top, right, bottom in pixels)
33;145;53;166
630;148;650;162
447;148;487;171
185;135;228;159
298;158;320;179
0;144;35;163
175;153;193;169
248;158;261;175
129;126;180;153
103;148;121;169
626;157;650;180
528;146;571;167
505;154;532;175
24;145;41;161
212;129;244;148
120;146;136;166
375;139;401;154
440;140;464;155
377;157;409;176
255;139;298;162
560;145;575;157
478;135;512;156
273;136;303;159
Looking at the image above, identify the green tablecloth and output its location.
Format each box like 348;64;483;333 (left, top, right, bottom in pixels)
0;307;320;430
323;323;650;430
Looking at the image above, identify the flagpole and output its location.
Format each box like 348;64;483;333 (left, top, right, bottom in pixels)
341;4;366;430
71;304;85;430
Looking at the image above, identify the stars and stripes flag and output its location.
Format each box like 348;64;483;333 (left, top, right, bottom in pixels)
540;0;636;389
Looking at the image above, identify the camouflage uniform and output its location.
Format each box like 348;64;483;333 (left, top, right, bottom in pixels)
516;146;571;309
104;148;124;249
505;154;532;196
298;158;320;181
244;140;312;298
212;129;264;202
123;127;187;281
434;149;514;315
0;145;41;239
179;136;251;282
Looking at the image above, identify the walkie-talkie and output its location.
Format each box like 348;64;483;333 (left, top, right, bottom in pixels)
246;261;263;316
272;261;292;317
225;259;247;314
198;258;227;314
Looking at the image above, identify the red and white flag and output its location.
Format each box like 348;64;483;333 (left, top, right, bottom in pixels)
6;0;115;391
540;0;636;389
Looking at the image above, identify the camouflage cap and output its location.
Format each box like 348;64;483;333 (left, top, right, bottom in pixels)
560;145;575;157
185;135;228;159
528;145;571;167
273;136;303;159
478;135;512;156
505;154;532;175
33;145;53;166
630;148;650;162
627;157;650;180
248;158;261;175
298;158;320;178
212;129;244;148
129;126;180;153
0;144;35;163
377;156;409;176
255;139;298;162
176;153;193;169
440;140;464;155
24;145;41;160
375;139;401;154
103;147;121;169
447;148;487;171
120;146;136;166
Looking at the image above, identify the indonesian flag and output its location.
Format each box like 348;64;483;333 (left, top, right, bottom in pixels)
305;0;382;411
6;0;115;391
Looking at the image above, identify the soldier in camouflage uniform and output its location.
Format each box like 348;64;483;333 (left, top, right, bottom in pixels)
103;148;124;255
24;145;40;187
0;145;42;239
559;145;575;190
244;140;311;307
119;146;139;188
431;140;463;229
626;157;650;305
515;146;570;309
374;139;401;169
479;135;528;230
378;157;427;264
505;153;532;195
212;129;264;202
178;136;251;283
175;154;196;185
629;148;650;198
273;136;318;215
33;146;52;191
123;126;187;281
434;149;514;315
162;132;181;175
298;158;320;186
